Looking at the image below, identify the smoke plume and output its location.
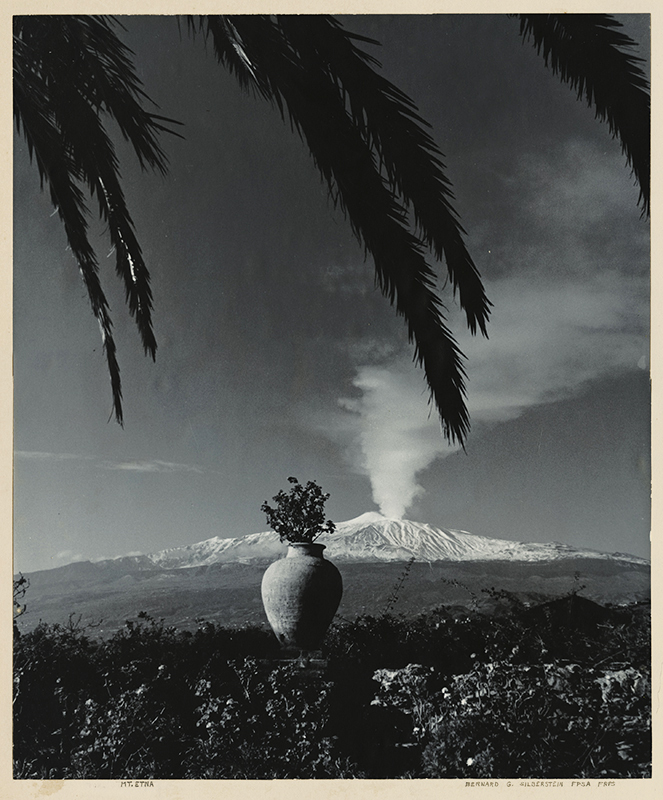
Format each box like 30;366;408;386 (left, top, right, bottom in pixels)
339;270;647;519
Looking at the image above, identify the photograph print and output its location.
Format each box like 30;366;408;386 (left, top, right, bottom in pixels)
13;13;651;780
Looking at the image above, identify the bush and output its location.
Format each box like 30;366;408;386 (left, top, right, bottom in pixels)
261;476;335;544
14;614;356;779
185;658;356;778
371;661;651;778
14;617;102;776
13;600;651;779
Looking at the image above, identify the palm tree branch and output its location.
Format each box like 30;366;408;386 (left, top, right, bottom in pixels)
13;71;124;423
193;15;271;99
45;78;158;359
45;15;181;173
214;15;470;443
13;14;187;421
274;15;491;336
515;13;650;214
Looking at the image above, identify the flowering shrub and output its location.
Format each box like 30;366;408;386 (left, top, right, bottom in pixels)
13;614;355;779
371;661;651;778
186;658;356;778
13;599;650;778
261;477;335;544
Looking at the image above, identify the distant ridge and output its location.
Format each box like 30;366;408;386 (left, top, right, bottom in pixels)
137;513;648;570
16;513;650;634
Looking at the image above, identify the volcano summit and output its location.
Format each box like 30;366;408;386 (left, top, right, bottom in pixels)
15;514;649;634
145;512;648;569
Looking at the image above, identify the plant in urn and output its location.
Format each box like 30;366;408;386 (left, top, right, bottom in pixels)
260;477;342;651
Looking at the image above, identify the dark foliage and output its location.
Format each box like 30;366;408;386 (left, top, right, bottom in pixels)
192;14;492;445
13;16;182;424
14;14;648;441
515;14;650;215
261;476;336;544
13;574;29;624
14;598;650;779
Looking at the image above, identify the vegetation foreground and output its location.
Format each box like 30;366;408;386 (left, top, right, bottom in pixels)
14;594;650;779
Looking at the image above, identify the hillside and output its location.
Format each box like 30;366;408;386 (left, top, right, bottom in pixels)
144;512;649;568
15;514;649;635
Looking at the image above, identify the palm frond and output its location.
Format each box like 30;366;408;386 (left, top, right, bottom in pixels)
515;13;650;215
204;15;471;443
14;15;182;421
275;15;491;336
24;16;181;173
203;16;266;95
45;72;158;360
13;65;124;423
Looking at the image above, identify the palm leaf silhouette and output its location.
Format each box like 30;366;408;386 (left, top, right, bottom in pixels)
14;16;181;423
273;16;491;337
515;14;650;215
198;14;474;443
14;14;650;442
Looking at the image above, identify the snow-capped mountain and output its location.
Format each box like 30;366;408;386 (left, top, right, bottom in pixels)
18;512;649;635
141;512;649;569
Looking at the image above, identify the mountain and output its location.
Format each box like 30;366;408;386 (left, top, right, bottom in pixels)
15;514;649;635
144;512;648;568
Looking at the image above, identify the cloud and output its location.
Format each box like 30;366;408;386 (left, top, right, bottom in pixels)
457;271;648;419
15;451;204;475
54;550;86;565
325;136;649;520
492;138;649;285
15;451;93;462
100;459;204;474
91;551;144;562
50;550;146;568
519;138;644;230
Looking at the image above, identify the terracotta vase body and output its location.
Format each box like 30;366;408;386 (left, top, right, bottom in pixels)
261;543;343;650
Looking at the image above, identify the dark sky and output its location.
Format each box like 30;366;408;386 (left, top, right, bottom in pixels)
13;15;650;572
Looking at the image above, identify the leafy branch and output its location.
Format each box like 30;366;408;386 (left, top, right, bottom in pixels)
261;477;336;544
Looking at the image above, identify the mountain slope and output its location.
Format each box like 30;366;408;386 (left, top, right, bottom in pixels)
15;514;649;635
145;512;649;569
